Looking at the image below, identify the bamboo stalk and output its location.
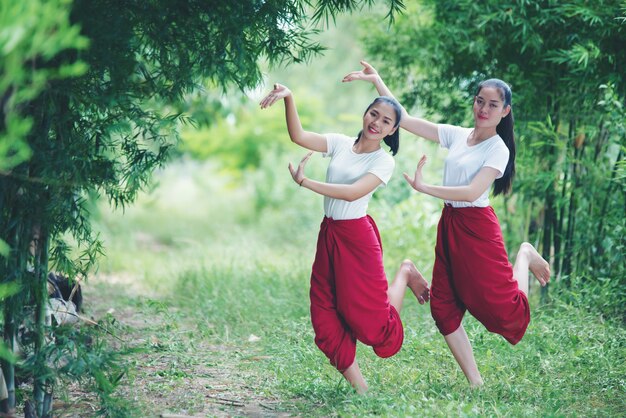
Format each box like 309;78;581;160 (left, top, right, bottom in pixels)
33;229;50;418
541;186;554;302
598;149;623;231
1;319;16;413
1;223;21;414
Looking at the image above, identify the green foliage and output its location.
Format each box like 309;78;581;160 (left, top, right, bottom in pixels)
179;87;330;174
1;0;406;414
361;0;626;315
0;0;88;171
18;318;132;416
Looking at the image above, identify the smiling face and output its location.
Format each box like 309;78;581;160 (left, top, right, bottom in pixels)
361;101;398;141
473;86;511;129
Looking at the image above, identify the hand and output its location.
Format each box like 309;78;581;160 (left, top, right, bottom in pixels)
259;83;291;109
342;60;380;84
288;152;313;185
403;155;427;192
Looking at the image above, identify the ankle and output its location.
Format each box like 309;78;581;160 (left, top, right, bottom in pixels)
469;378;484;388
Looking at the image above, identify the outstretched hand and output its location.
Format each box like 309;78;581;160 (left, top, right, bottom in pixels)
288;152;313;186
342;60;379;84
259;83;291;109
403;155;428;192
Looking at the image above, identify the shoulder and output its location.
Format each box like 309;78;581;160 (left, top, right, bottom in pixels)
326;133;353;143
370;149;395;171
378;150;395;165
439;124;471;136
439;124;471;148
326;133;354;148
368;150;395;185
324;133;354;156
488;135;510;157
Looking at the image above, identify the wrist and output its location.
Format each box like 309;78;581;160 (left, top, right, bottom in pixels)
299;177;306;187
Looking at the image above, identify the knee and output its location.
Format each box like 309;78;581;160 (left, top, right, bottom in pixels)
349;309;402;349
354;327;386;347
431;304;463;336
489;314;529;345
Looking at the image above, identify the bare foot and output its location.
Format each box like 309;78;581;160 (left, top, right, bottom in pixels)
470;378;484;388
402;259;430;304
521;242;551;286
342;361;368;394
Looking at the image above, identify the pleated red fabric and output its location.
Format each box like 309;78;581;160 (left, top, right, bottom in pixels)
309;215;404;371
430;205;530;345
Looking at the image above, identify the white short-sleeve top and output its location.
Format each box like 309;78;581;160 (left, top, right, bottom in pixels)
322;133;395;220
438;124;509;208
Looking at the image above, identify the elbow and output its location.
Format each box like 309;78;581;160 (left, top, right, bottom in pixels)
466;192;482;202
339;193;356;202
343;191;364;202
464;187;487;202
289;133;305;146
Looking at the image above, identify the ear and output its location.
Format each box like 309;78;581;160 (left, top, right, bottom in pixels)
501;104;511;118
389;126;399;135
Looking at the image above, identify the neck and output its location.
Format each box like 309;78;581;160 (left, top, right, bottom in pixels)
471;127;497;143
354;135;382;153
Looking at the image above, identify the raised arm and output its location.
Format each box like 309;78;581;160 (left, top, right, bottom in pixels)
404;155;499;202
343;61;439;143
289;153;383;201
259;84;327;152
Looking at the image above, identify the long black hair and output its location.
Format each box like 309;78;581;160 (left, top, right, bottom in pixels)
477;79;515;196
355;96;402;155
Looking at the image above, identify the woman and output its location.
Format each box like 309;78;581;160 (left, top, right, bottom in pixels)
260;83;430;393
343;62;551;386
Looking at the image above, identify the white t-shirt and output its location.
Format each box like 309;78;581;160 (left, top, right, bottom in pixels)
322;133;395;220
438;124;509;208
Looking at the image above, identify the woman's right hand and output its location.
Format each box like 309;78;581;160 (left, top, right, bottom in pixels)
342;60;380;84
288;152;313;186
403;154;428;193
259;83;291;109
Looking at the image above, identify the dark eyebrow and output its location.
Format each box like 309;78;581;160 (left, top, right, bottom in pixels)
477;94;501;103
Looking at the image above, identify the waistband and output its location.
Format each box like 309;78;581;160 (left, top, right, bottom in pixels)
320;215;382;249
322;215;371;224
444;203;493;210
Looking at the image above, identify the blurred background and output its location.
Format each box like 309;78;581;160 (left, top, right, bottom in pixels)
93;12;444;295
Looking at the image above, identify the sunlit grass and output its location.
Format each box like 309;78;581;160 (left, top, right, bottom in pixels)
93;151;625;417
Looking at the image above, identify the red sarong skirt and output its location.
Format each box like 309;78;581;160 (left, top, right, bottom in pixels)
309;215;404;371
430;205;530;345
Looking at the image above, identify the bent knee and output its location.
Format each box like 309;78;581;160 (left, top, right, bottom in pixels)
431;305;464;336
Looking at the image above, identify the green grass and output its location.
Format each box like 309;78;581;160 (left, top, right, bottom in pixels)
166;264;624;417
91;158;626;417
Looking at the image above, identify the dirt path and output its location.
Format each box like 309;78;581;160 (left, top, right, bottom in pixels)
56;273;294;418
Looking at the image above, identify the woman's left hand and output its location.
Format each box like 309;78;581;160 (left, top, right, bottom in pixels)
342;60;380;84
288;152;313;186
403;155;427;192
